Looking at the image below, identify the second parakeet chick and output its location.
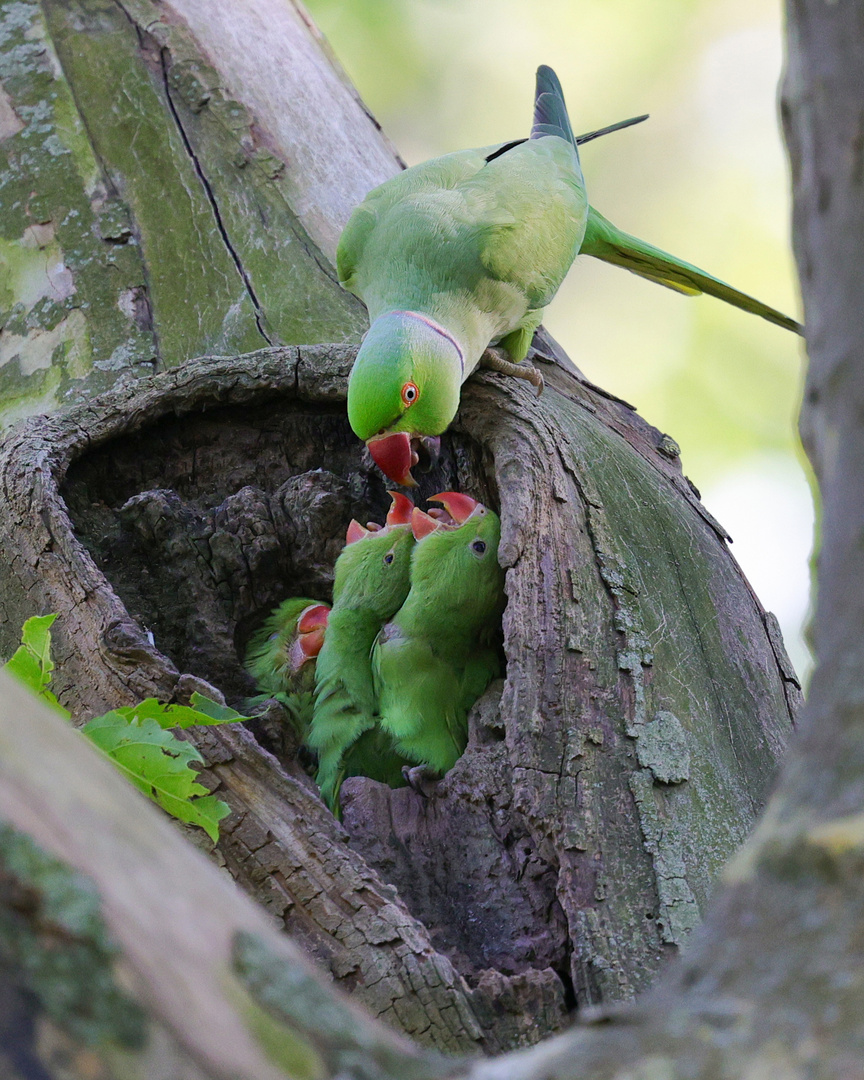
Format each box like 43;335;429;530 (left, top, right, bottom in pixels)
373;492;505;774
244;598;330;740
341;65;801;486
307;492;416;811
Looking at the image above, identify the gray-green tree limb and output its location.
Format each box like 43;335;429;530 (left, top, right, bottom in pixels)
0;0;849;1075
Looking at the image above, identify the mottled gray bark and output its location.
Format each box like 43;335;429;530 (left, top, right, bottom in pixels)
0;335;796;1062
2;0;856;1074
0;0;397;426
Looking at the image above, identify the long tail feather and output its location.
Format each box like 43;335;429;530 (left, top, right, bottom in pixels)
581;206;803;335
532;64;575;147
486;114;648;165
576;114;649;145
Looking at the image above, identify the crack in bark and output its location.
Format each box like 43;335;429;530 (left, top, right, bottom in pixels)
157;46;274;347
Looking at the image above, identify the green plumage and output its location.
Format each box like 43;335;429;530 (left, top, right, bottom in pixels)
342;64;801;453
307;523;415;811
244;597;327;741
372;507;505;773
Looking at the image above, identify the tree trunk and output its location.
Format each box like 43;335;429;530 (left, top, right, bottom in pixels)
0;0;398;425
3;0;854;1075
0;333;797;1058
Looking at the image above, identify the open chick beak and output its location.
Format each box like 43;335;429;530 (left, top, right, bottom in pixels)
386;491;414;526
411;507;443;541
428;491;482;524
289;604;330;669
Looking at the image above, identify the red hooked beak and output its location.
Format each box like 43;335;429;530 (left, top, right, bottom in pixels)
411;507;443;541
368;432;416;487
428;491;482;524
289;604;330;669
386;491;414;526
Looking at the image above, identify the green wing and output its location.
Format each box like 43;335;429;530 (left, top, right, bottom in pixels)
580;206;802;334
338;138;588;329
465;138;589;313
460;647;501;713
336;148;490;294
373;629;468;774
306;608;379;810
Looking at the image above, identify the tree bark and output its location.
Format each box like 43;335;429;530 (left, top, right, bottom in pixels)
5;0;860;1075
0;334;797;1057
0;0;397;426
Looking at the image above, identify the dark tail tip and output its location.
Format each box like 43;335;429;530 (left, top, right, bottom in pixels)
531;64;575;147
576;114;649;145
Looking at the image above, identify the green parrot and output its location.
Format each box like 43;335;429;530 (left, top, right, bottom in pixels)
339;64;802;485
372;491;505;774
307;492;416;811
244;598;330;740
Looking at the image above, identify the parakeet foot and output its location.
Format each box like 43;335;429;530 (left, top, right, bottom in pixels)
401;763;441;797
480;348;544;396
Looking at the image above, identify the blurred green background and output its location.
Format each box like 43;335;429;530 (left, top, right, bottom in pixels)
304;0;813;678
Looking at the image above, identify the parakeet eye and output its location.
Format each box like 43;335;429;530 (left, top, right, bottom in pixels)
471;539;487;556
383;552;395;564
401;382;419;406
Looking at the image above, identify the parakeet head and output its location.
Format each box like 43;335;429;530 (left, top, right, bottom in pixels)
347;311;464;486
409;492;504;627
244;596;331;694
332;492;416;617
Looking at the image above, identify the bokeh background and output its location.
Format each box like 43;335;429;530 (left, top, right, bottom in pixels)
304;0;813;678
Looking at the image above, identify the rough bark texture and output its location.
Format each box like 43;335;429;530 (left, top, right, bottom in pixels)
6;0;863;1074
0;337;797;1056
0;0;397;427
0;671;449;1080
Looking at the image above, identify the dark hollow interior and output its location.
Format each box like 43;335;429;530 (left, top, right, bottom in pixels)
62;396;496;703
60;395;572;1004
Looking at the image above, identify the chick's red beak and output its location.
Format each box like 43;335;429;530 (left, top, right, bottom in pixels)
345;519;370;545
411;507;442;541
386;491;414;525
428;491;482;524
367;432;416;487
297;604;330;637
288;604;329;670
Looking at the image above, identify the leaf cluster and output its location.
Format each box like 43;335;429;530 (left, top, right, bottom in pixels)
4;615;245;841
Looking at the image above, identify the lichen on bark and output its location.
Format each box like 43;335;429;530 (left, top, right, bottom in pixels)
0;0;376;432
0;340;799;1052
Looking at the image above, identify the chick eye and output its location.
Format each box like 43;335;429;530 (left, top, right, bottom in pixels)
383;552;395;564
401;382;419;406
471;539;487;556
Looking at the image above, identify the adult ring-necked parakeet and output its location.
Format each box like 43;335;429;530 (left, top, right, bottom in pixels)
339;65;802;486
244;599;330;741
372;492;505;774
307;492;416;812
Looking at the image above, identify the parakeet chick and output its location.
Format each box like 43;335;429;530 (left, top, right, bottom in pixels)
340;65;801;485
373;492;505;773
244;598;330;740
307;492;416;811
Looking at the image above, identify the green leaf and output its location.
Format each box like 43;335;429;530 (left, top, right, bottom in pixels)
4;647;47;696
4;615;234;841
188;692;248;723
81;713;230;842
110;695;248;730
3;614;69;718
21;613;58;672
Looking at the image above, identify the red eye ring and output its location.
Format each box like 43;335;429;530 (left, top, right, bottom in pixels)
401;382;419;407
